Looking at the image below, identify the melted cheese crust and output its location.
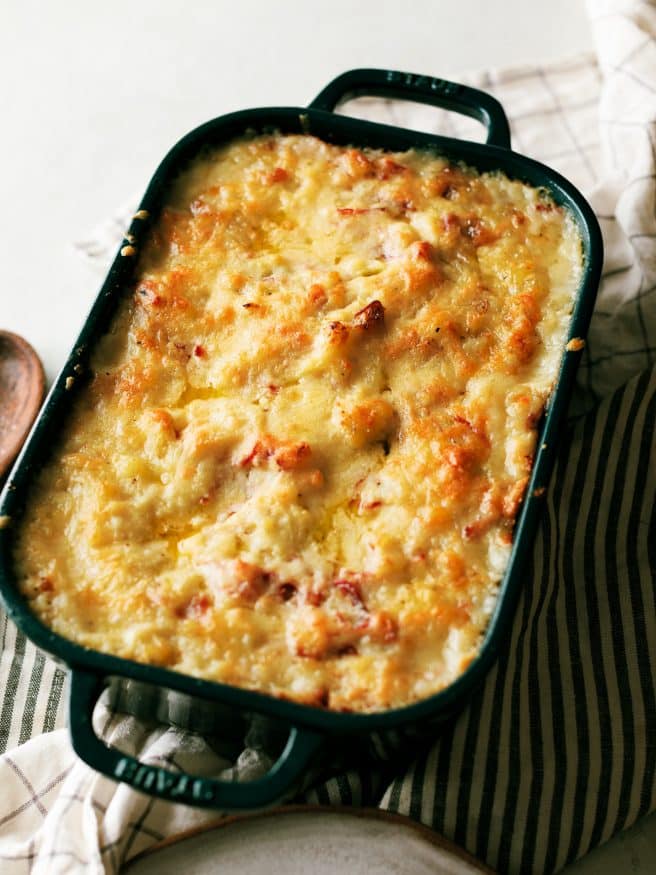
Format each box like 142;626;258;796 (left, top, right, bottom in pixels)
15;135;582;712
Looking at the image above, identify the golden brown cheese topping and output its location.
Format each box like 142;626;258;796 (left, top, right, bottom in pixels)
14;134;582;712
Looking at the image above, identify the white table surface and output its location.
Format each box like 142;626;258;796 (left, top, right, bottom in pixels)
2;0;655;871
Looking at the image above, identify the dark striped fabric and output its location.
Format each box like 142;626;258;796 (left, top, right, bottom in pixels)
0;614;67;755
305;365;656;874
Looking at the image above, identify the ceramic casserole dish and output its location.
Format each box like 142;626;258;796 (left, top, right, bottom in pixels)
0;69;603;809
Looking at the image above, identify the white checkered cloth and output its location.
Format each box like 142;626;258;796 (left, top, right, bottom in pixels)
1;1;656;872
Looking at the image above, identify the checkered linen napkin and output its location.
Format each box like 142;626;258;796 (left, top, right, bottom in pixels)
1;1;656;872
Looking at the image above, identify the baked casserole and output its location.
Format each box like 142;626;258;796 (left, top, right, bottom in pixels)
14;134;582;713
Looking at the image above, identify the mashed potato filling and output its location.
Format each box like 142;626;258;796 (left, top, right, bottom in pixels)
15;134;582;712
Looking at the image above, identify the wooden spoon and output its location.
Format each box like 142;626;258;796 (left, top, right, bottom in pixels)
0;331;46;481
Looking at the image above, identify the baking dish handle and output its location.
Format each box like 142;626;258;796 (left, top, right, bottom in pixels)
68;669;324;810
309;68;511;149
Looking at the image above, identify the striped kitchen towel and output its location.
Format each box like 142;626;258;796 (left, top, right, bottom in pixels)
1;0;656;873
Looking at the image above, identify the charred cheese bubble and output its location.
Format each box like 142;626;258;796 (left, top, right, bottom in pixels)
15;134;582;712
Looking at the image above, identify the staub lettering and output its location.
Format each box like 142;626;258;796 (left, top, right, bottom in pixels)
114;757;216;802
385;70;461;97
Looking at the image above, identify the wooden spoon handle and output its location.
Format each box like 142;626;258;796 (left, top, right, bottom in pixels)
0;331;46;481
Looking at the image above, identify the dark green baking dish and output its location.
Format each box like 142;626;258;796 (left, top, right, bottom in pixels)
0;69;602;810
